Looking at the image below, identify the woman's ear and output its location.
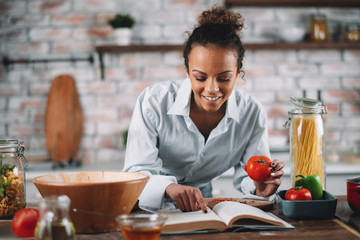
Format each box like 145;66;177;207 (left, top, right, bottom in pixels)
186;69;190;78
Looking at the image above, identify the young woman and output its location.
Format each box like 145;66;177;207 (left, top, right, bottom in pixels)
123;6;284;213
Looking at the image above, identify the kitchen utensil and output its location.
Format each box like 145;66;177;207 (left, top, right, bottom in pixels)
277;190;337;220
346;177;360;214
45;75;83;164
32;171;149;233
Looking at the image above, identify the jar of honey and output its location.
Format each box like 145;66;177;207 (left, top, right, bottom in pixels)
344;24;360;42
310;14;328;42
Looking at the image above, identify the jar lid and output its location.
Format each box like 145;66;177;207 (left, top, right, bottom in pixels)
0;138;19;153
290;96;323;108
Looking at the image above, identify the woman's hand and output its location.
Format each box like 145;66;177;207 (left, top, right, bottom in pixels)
254;159;285;197
165;184;208;213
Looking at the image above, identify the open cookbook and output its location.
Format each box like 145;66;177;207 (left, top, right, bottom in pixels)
159;201;294;234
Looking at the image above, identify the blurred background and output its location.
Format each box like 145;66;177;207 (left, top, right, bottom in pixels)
0;0;359;198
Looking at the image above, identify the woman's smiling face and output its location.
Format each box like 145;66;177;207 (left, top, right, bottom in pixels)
187;44;240;113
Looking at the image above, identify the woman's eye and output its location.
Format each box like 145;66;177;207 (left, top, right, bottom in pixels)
195;77;206;81
218;78;230;82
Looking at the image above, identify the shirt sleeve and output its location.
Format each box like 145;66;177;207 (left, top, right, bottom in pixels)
122;89;177;212
233;104;273;199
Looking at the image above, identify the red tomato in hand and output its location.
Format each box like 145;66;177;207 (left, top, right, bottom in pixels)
244;156;272;181
12;208;40;238
285;187;312;201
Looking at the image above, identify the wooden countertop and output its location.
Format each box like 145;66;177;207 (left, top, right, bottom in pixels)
1;196;359;239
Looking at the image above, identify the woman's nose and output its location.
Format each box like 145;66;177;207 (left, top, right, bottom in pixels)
205;79;219;92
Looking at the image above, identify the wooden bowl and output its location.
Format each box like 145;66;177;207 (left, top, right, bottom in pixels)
33;171;149;233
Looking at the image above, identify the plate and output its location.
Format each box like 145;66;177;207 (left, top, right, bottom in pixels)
277;190;337;220
206;198;274;210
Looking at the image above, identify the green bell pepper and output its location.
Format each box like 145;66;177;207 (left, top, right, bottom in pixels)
294;174;323;200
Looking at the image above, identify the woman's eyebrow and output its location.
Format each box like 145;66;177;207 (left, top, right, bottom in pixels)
192;69;206;75
191;69;233;75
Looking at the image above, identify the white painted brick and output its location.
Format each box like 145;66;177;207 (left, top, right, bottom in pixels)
321;63;360;77
327;117;360;130
342;77;360;89
119;53;162;67
28;1;71;13
83;122;96;136
73;0;117;12
84;108;118;122
103;67;142;81
242;63;275;77
234;8;275;22
133;25;161;40
253;50;297;63
3;1;27;14
29;28;72;41
252;76;296;90
278;63;318;77
9;14;50;27
97;122;128;136
96;148;125;163
299;77;341;90
164;51;184;66
344;50;360;62
250;90;276;104
29;82;51;96
142;10;185;24
322;90;359;103
143;66;186;81
298;50;341;63
6;42;49;55
342;102;360;116
163;24;189;40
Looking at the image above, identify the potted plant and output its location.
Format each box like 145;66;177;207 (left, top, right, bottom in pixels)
108;13;135;45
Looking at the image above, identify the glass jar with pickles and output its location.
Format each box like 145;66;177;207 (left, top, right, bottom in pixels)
0;138;27;219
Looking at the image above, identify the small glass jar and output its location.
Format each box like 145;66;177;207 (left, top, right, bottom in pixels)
310;14;328;42
285;97;327;188
344;23;360;42
0;138;27;219
35;195;76;240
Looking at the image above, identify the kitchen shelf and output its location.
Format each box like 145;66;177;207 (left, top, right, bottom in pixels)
95;42;360;80
225;0;360;8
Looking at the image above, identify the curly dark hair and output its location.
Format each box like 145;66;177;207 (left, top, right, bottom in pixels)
183;6;245;74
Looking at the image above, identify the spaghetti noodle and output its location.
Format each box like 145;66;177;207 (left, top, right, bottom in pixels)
291;114;325;187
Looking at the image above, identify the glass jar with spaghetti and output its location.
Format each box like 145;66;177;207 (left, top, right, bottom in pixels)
0;138;28;219
285;97;327;189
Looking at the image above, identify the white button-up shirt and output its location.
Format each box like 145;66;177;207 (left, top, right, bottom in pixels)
123;78;271;212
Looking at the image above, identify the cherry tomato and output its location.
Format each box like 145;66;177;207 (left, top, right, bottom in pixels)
285;187;312;201
12;208;40;238
244;156;272;181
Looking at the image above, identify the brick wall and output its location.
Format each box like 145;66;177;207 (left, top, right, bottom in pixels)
0;0;359;164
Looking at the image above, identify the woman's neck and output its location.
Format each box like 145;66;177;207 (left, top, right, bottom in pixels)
189;95;226;140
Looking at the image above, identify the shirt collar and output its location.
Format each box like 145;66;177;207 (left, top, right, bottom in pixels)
167;78;240;123
167;78;192;116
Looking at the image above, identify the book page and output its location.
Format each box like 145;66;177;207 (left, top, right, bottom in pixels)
213;201;285;227
159;207;227;233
